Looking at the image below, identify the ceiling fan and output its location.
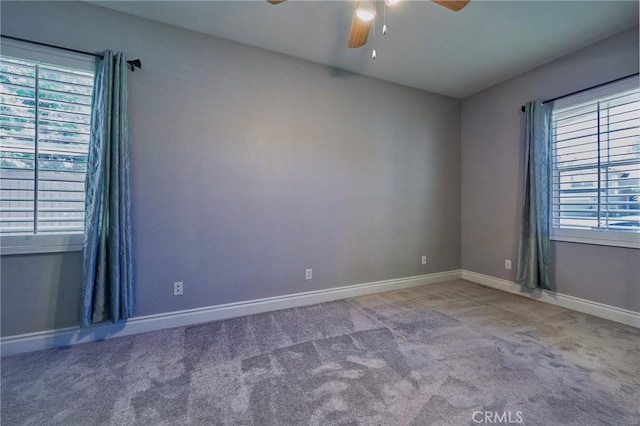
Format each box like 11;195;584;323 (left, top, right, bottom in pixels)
267;0;470;49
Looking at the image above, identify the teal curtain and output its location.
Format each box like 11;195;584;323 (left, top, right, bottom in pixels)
80;51;134;327
517;101;553;290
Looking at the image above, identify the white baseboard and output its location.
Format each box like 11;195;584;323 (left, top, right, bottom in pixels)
1;269;462;357
461;270;640;328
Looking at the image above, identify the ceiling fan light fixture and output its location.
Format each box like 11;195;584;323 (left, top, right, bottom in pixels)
356;2;376;21
356;8;376;21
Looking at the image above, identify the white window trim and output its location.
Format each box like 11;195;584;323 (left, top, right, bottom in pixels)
0;40;94;255
0;39;95;71
1;234;84;255
551;228;640;249
550;75;640;250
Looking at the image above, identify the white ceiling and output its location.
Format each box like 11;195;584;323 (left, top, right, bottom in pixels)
92;1;639;98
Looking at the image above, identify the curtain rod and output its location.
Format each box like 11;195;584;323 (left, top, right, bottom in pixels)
519;72;639;112
1;34;142;72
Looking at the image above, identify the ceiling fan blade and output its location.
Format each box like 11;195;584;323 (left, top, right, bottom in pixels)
432;0;470;11
347;7;371;48
267;0;287;4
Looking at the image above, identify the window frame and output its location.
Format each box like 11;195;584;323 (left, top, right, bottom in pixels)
549;76;640;250
0;39;95;255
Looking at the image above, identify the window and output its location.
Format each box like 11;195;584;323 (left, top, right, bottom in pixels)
0;42;94;254
551;76;640;248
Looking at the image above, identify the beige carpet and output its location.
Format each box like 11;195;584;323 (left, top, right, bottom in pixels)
2;279;639;425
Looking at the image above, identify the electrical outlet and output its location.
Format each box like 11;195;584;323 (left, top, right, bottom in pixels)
505;260;512;270
173;281;183;296
305;269;312;280
421;255;427;265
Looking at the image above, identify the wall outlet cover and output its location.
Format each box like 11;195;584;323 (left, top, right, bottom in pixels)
174;282;184;296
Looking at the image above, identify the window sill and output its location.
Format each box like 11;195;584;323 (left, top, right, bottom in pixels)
0;235;84;256
550;234;640;249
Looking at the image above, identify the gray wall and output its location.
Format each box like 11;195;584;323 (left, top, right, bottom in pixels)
461;26;640;312
1;252;82;335
0;2;461;337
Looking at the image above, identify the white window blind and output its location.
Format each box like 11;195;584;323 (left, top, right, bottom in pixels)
551;77;640;246
0;55;94;236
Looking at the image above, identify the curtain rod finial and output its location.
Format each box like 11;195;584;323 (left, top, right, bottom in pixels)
127;58;142;72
